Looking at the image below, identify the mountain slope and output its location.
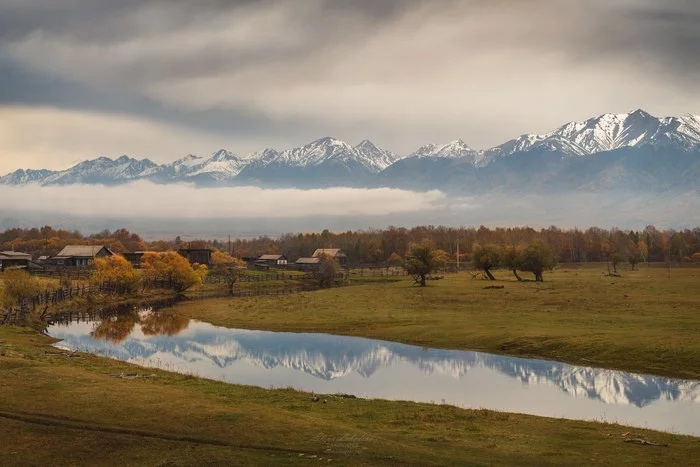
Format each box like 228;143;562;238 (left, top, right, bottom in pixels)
485;110;700;161
236;137;400;187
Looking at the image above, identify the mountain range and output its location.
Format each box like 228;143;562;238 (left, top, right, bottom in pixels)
3;110;699;193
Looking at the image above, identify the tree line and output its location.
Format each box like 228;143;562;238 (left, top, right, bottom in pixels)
218;225;700;266
2;224;699;266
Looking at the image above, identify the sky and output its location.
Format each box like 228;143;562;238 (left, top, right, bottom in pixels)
1;0;699;174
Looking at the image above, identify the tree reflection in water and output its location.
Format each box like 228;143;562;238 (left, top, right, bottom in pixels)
90;308;190;343
91;310;141;344
140;311;190;337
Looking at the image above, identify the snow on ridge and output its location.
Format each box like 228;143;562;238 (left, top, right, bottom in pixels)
2;110;699;185
485;109;700;160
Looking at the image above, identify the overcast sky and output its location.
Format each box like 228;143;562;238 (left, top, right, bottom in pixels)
1;0;699;173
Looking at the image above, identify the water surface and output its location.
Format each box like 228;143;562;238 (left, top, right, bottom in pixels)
46;310;700;436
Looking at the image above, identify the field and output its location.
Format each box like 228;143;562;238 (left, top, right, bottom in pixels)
1;326;699;466
1;263;699;465
172;263;700;379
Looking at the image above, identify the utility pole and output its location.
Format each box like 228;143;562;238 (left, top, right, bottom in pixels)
228;235;232;256
456;240;460;270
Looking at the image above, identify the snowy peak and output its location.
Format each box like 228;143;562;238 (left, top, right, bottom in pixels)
181;149;247;180
0;168;57;184
38;156;159;185
489;110;700;159
247;137;399;173
354;139;402;172
1;110;699;188
409;139;483;164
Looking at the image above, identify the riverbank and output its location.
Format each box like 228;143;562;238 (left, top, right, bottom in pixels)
170;264;700;379
1;326;698;466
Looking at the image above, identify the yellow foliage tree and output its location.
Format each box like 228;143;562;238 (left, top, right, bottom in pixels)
140;251;202;292
91;255;140;294
210;251;246;294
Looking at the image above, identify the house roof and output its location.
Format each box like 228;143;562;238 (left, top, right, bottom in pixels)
296;257;321;264
312;248;346;258
55;245;112;258
259;254;285;260
0;251;31;259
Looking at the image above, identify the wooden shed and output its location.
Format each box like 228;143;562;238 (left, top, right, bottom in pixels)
178;248;213;266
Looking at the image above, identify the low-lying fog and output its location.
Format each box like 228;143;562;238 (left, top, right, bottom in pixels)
1;182;698;238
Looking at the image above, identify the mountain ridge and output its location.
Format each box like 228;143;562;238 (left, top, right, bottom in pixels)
2;110;699;193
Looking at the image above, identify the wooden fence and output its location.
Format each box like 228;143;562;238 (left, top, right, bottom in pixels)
204;272;313;284
2;271;346;326
1;283;106;325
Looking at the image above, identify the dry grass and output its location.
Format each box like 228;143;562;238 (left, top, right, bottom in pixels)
1;326;698;466
172;264;700;379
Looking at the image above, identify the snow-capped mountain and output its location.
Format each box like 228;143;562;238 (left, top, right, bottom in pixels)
354;139;402;172
486;110;700;160
235;137;401;187
1;110;698;192
172;149;248;180
23;156;159;186
410;139;483;164
0;168;56;184
241;137;397;172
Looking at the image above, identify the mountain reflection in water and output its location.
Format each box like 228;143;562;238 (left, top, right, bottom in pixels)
46;310;700;436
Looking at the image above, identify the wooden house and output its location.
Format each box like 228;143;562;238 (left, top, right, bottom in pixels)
312;248;347;264
48;245;114;268
0;251;34;271
295;256;321;271
257;254;289;266
178;248;212;266
123;251;145;268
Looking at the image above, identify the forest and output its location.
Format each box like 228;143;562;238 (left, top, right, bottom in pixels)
1;224;699;266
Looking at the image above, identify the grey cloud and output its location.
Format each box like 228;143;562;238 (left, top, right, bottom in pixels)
0;0;698;158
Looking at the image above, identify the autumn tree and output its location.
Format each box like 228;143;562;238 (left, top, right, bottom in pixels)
404;240;446;287
519;241;556;282
140;251;203;292
471;243;502;280
210;251;246;295
628;241;644;271
317;253;340;288
637;240;649;265
91;255;140;294
387;252;403;266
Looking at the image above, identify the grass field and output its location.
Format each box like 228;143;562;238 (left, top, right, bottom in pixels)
171;264;700;379
1;326;698;466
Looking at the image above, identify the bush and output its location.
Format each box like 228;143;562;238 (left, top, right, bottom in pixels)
1;270;42;307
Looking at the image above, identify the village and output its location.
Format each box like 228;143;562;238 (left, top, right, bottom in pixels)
0;244;348;273
1;224;699;466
